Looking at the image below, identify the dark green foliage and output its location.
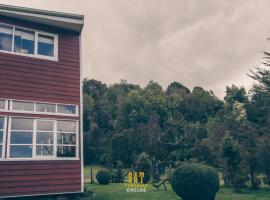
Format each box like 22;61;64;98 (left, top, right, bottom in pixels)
171;163;219;200
221;135;249;190
111;168;124;183
224;85;248;104
96;169;111;185
82;53;270;191
111;132;133;166
178;87;223;123
166;81;190;96
136;153;153;183
111;161;124;183
257;137;270;185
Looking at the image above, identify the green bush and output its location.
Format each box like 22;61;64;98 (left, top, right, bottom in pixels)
171;163;219;200
112;160;124;183
112;168;124;183
96;169;111;185
136;153;152;183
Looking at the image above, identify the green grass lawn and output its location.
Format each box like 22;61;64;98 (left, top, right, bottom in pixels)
82;183;270;200
82;165;270;200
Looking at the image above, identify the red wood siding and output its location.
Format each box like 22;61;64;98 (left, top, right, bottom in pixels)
0;16;81;105
0;16;83;198
0;160;81;197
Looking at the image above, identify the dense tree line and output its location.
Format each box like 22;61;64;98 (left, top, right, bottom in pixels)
83;52;270;189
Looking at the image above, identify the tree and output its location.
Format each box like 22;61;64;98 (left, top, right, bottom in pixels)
136;153;153;183
178;87;223;123
110;132;133;166
221;135;248;190
248;51;270;134
224;85;248;104
257;137;270;185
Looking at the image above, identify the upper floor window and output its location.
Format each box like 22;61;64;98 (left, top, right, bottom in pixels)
14;29;35;55
0;24;12;52
0;23;58;60
38;34;54;57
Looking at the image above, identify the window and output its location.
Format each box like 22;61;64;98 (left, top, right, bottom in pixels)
0;117;5;158
9;118;33;158
10;100;78;116
57;121;77;157
12;101;34;112
8;118;78;159
14;29;35;55
0;24;12;52
0;23;58;60
38;34;54;57
36;120;54;157
57;104;77;115
0;100;6;110
36;103;56;113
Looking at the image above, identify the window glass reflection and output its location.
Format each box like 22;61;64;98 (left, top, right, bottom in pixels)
36;145;53;156
12;101;34;112
57;121;76;132
11;118;33;130
57;146;76;157
14;29;35;55
38;34;54;57
36;103;56;113
10;145;32;158
57;105;76;115
0;24;12;52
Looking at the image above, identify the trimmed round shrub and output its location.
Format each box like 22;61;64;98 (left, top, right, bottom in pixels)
96;169;111;185
171;163;219;200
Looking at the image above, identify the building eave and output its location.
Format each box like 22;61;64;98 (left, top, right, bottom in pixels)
0;4;84;32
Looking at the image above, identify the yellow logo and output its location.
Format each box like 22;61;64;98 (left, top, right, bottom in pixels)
128;172;145;183
125;172;148;192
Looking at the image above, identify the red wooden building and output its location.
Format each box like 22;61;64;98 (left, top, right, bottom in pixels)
0;4;84;198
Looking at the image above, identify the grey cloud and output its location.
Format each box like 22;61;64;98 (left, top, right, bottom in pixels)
1;0;269;98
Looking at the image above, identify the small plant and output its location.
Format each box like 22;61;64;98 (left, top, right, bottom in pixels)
112;168;124;183
171;163;219;200
96;169;111;185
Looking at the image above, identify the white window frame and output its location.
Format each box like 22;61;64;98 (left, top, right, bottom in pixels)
0;116;7;160
10;99;79;117
11;100;35;112
35;119;55;159
56;120;78;158
0;22;58;61
6;117;79;161
8;118;34;159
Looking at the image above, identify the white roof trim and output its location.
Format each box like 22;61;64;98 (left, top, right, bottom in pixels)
0;4;84;32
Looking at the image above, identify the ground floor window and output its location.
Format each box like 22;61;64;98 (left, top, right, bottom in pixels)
10;118;33;158
36;119;54;157
57;121;77;157
6;117;78;159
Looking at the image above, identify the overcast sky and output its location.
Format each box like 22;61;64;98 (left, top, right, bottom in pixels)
1;0;270;98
